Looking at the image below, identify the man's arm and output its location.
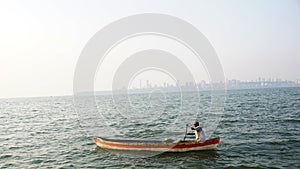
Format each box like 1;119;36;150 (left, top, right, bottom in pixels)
192;126;202;131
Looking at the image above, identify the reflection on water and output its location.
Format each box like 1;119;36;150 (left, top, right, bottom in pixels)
95;146;169;158
157;150;218;161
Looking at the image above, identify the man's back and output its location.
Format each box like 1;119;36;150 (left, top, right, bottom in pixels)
193;126;206;142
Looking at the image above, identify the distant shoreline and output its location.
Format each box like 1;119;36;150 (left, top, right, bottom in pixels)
83;85;300;96
1;85;299;100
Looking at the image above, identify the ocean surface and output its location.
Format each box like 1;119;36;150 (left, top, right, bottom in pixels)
0;87;299;168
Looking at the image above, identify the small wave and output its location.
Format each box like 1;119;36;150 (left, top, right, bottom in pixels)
0;154;12;159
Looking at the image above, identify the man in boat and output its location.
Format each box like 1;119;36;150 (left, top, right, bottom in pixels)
188;120;206;142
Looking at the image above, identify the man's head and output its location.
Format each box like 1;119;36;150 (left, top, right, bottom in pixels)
194;121;199;127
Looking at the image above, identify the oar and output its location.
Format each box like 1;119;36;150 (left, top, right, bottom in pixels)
183;124;188;141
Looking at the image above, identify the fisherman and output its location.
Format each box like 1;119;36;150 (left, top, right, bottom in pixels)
188;120;206;142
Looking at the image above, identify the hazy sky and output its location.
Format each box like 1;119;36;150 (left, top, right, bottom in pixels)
0;0;299;98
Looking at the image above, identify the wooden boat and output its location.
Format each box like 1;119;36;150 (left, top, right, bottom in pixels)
93;137;220;152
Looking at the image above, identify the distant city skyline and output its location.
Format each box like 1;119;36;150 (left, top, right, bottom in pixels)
92;77;299;95
126;77;300;90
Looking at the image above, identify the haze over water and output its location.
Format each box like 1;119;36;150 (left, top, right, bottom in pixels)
1;87;299;168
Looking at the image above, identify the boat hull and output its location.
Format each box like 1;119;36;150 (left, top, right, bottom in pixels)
94;137;220;152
